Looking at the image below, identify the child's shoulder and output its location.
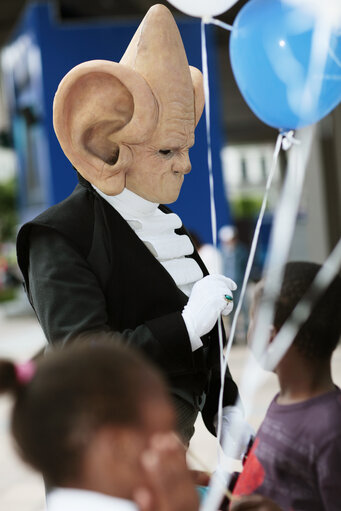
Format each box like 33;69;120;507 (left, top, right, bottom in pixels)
266;387;341;442
299;387;341;446
317;386;341;429
315;386;341;413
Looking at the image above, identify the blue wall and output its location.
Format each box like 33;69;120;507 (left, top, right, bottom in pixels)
3;2;231;242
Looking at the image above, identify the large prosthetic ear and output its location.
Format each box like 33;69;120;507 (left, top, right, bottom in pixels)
53;60;158;194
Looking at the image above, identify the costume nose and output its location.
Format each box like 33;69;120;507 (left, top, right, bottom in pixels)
178;152;191;174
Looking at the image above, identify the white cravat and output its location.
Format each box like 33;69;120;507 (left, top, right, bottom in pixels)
47;488;138;511
93;186;203;297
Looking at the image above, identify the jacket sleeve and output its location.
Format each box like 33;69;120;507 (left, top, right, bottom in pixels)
25;226;194;372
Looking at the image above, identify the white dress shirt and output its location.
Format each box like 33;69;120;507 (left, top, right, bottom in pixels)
94;186;203;297
47;488;139;511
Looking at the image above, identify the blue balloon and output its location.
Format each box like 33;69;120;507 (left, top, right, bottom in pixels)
229;0;341;130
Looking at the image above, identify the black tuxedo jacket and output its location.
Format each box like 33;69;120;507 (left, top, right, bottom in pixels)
17;175;238;433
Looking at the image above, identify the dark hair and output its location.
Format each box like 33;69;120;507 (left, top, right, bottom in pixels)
268;261;341;360
0;341;165;486
0;361;21;392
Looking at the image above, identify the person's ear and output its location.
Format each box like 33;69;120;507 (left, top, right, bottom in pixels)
189;66;205;127
53;60;158;195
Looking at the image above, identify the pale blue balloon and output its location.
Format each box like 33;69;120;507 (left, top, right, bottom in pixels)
229;0;341;130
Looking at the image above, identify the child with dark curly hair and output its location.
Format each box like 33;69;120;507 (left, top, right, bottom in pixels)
231;261;341;511
0;341;198;511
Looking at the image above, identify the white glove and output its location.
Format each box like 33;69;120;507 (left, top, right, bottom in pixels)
182;274;237;351
218;405;255;460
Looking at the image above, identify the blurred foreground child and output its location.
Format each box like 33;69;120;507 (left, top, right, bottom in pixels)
232;261;341;511
0;342;198;511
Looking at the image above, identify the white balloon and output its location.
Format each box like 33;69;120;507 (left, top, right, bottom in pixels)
167;0;238;18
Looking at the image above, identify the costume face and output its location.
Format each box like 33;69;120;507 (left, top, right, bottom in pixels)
126;130;194;203
53;5;205;199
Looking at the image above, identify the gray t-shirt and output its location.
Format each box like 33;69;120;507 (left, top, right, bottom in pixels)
233;387;341;510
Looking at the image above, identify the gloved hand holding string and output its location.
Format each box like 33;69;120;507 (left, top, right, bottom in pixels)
182;274;237;351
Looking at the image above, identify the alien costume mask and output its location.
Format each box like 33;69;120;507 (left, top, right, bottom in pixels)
53;4;205;203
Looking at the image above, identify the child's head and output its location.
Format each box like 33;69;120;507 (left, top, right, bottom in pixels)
250;261;341;361
0;340;175;492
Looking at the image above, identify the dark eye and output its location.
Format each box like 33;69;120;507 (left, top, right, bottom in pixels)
159;149;171;156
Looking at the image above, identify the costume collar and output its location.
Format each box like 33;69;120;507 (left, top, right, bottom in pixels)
91;183;203;296
93;185;159;217
47;488;138;511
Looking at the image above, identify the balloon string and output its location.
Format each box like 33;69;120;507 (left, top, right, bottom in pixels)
201;20;216;247
328;46;341;68
205;17;233;32
280;130;300;151
186;446;238;502
214;132;282;452
200;19;225;455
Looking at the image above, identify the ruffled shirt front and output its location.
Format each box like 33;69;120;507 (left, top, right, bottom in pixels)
94;186;203;296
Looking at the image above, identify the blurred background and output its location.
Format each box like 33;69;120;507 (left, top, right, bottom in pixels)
0;1;340;510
